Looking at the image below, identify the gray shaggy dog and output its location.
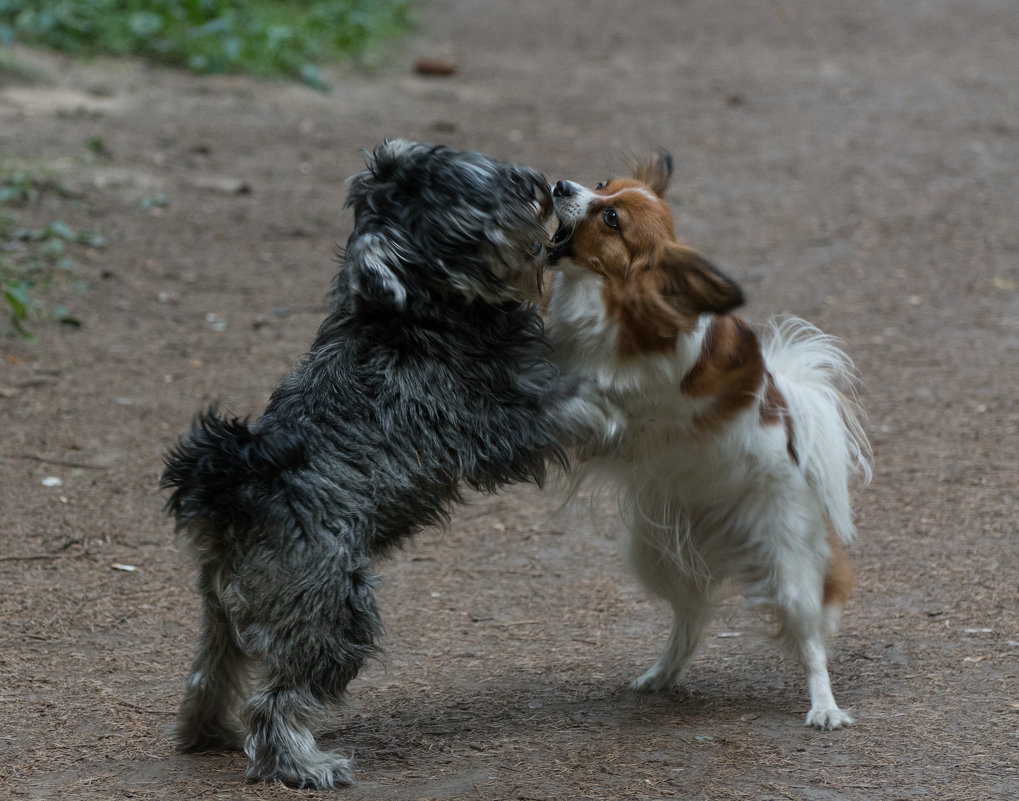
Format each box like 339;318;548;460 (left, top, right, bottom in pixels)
161;140;609;789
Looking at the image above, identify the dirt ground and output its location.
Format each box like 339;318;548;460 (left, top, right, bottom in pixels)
1;1;1016;799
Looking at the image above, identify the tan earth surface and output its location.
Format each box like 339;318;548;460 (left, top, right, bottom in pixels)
1;1;1016;799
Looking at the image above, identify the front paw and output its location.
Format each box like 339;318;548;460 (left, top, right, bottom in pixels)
560;378;626;455
804;706;854;730
596;396;626;449
245;748;355;789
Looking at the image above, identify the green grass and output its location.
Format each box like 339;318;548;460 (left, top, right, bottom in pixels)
1;168;101;338
0;0;415;90
1;3;415;333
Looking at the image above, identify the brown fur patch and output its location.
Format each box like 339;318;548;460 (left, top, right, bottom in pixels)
563;182;683;358
657;242;744;320
601;267;688;359
823;528;854;607
761;370;799;464
679;316;766;429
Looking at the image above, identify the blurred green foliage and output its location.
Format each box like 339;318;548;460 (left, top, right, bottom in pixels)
0;0;414;89
1;171;102;337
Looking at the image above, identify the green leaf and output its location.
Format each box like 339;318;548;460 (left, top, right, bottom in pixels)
78;229;105;247
299;62;329;91
47;220;76;241
42;237;66;257
4;282;29;318
129;11;164;39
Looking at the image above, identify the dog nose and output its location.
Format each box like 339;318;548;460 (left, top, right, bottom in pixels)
552;180;574;199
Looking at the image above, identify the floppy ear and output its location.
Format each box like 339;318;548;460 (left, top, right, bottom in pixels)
657;241;744;316
343;232;408;309
628;149;673;198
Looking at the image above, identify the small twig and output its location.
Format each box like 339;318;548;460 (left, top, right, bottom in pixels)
6;453;110;470
116;700;167;715
0;540;87;561
13;376;59;388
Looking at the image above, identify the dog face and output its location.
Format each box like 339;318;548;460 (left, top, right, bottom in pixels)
549;152;743;357
342;140;554;308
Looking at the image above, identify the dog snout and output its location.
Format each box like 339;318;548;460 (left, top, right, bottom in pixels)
553;180;576;199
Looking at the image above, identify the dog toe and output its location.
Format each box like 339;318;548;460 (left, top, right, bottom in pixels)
805;706;854;730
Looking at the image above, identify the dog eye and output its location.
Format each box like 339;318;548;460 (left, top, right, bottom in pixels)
602;207;619;229
596;181;607;190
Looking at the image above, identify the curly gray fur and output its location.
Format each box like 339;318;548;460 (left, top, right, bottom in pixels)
161;140;604;788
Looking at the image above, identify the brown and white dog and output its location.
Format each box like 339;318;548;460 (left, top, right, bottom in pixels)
545;152;871;729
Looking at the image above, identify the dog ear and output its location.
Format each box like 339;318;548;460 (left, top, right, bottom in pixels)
343;232;408;309
656;241;744;316
628;149;673;198
365;138;421;180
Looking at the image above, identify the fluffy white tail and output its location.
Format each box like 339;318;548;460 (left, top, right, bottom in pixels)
762;317;872;543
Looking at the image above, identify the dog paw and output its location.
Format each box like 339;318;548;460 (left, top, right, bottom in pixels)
599;399;627;448
804;706;854;730
246;748;355;789
309;753;356;789
630;663;678;693
561;385;627;458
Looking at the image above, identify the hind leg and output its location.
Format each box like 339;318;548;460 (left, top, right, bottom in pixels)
241;563;381;788
773;530;854;730
631;589;713;692
627;527;713;692
175;571;249;752
821;530;854;640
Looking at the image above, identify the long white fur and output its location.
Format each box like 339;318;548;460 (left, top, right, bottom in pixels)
762;317;872;542
547;267;871;730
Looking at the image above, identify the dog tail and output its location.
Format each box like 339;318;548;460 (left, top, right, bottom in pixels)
762;317;872;543
161;408;307;526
